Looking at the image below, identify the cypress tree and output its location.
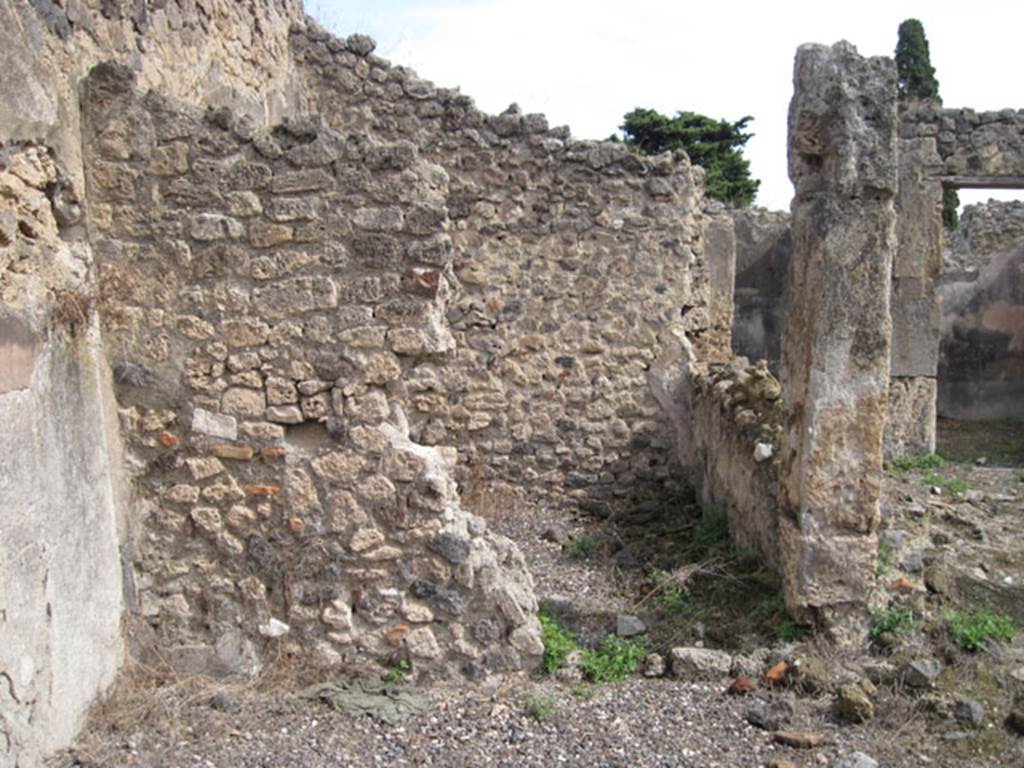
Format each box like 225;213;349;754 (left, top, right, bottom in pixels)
895;19;940;100
895;19;958;227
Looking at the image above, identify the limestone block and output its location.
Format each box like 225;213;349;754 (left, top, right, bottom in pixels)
222;387;266;417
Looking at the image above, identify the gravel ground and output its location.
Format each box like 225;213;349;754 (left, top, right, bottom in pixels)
65;676;944;768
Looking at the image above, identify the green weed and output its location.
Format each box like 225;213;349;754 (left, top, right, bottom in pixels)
524;691;556;720
538;604;645;683
945;607;1015;652
580;635;647;683
947;477;972;495
774;620;808;642
538;603;579;675
748;593;808;642
564;535;600;560
870;606;917;639
382;658;411;682
648;570;693;615
889;453;946;472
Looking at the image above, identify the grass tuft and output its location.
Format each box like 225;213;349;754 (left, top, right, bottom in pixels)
945;607;1015;652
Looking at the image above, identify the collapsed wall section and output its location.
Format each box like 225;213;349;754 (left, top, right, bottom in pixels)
84;62;543;679
290;24;709;508
650;341;782;569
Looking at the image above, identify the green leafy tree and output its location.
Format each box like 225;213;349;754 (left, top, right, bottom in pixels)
895;19;959;228
618;108;760;207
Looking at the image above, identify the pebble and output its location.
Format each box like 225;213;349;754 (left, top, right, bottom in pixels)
616;614;647;638
837;684;874;723
903;659;941;688
954;696;985;728
772;730;826;749
833;752;879;768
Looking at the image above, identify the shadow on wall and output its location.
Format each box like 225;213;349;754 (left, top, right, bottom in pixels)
730;209;791;372
939;245;1024;420
939;202;1024;421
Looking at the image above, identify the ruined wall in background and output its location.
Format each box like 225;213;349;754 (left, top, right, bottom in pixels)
290;24;708;509
888;103;1024;454
729;208;790;370
939;200;1024;421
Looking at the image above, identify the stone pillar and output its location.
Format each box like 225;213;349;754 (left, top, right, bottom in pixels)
885;112;945;457
779;42;897;640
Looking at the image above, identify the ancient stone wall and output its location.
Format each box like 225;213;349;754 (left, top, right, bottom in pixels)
939;201;1024;421
901;104;1024;181
84;61;545;680
290;24;708;508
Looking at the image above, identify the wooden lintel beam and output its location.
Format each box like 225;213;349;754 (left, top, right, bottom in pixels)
935;176;1024;189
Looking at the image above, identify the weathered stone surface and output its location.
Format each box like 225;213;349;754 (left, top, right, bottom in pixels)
616;614;647;638
903;658;941;688
884;377;936;457
670;647;733;678
703;202;737;359
778;42;897;640
0;316;41;393
833;752;879;768
837;683;874;723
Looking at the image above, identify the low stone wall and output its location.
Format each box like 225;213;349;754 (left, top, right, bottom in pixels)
651;341;782;569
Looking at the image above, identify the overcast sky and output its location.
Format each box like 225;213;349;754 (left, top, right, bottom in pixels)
307;1;1023;211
